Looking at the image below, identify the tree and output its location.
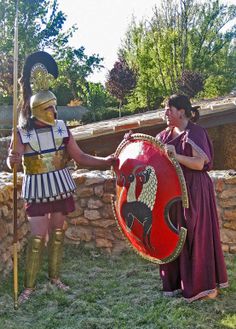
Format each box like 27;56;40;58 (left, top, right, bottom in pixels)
105;58;136;116
120;0;236;110
177;70;204;97
0;0;103;106
52;46;103;105
0;0;71;103
80;82;119;123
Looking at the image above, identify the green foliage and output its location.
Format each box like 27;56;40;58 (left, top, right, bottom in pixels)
0;0;104;107
81;107;120;124
120;0;236;110
0;245;236;329
0;0;69;104
52;47;103;106
199;75;234;98
78;82;119;123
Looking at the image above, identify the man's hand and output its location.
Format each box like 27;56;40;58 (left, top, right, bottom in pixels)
7;150;22;169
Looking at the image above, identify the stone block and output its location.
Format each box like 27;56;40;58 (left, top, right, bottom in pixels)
112;227;124;240
104;179;115;193
1;205;9;217
94;228;115;241
0;223;8;239
77;187;94;198
73;175;86;185
84;209;101;220
79;198;88;208
84;172;106;186
214;178;225;192
90;219;115;228
229;245;236;253
94;185;104;197
17;223;30;240
67;207;84;218
224;176;236;185
222;244;229;253
88;198;103;209
220;228;236;243
223;209;236;221
219;198;236;208
102;193;113;204
69;217;89;226
223;221;236;231
219;187;236;199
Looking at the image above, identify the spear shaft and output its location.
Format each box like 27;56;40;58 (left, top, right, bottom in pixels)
12;0;19;310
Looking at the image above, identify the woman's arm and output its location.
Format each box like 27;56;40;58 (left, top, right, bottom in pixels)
66;133;116;168
165;145;205;171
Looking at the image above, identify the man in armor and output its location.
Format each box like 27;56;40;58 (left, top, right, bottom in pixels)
7;51;115;304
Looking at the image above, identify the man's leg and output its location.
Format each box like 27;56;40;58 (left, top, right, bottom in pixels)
19;215;49;303
48;212;69;290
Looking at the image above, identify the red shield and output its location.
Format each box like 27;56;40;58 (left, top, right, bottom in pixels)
112;133;189;264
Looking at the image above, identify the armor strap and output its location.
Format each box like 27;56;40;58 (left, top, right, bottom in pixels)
24;236;45;289
48;229;65;280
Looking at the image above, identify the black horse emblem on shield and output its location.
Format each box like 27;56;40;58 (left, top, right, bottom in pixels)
120;166;157;248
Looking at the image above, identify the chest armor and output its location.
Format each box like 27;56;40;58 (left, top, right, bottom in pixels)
18;120;76;202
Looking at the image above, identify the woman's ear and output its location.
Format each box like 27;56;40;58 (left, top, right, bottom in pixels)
179;108;185;119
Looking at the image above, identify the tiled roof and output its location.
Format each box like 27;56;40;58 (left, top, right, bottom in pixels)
71;97;236;141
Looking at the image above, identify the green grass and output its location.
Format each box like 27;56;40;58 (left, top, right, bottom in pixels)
0;245;236;329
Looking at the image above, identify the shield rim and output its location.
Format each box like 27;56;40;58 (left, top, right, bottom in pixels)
111;133;189;264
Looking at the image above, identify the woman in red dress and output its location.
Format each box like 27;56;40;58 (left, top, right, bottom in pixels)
157;94;228;302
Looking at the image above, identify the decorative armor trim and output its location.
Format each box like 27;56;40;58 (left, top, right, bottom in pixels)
18;120;76;203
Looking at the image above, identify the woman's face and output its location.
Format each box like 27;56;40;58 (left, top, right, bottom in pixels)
164;105;183;127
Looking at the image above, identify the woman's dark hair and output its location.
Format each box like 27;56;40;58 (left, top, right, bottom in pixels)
167;94;200;123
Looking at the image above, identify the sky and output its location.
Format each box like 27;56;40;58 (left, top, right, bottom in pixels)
58;0;160;84
58;0;236;84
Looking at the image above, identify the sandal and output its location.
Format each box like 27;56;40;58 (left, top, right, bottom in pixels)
18;288;34;304
50;278;70;291
200;289;218;300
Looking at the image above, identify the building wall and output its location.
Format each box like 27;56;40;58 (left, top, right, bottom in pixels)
0;169;236;279
208;123;236;170
1;122;236;172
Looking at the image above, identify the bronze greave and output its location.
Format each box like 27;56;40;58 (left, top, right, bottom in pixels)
48;229;65;280
24;235;45;289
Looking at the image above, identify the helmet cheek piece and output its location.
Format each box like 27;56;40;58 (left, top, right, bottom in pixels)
30;91;57;126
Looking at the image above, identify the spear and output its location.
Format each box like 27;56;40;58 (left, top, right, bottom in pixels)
12;0;19;310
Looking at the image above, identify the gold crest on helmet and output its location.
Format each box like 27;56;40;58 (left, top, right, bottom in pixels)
30;61;57;125
21;51;59;126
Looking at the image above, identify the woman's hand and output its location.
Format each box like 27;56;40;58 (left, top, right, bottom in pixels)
164;144;205;170
164;144;177;158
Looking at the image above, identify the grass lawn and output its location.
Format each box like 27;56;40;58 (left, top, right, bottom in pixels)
0;245;235;329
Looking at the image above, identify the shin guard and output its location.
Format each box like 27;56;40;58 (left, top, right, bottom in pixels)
24;236;44;289
48;229;65;280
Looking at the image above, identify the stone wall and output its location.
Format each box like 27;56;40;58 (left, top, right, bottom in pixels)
211;171;236;253
1;169;236;279
0;136;11;172
0;172;28;278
